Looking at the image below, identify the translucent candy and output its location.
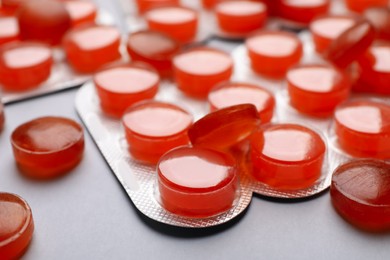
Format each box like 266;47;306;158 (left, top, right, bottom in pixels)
331;160;390;231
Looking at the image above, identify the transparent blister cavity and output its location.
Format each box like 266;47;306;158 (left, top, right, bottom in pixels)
1;11;115;104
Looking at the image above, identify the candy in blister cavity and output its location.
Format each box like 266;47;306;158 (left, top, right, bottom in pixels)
126;30;181;78
215;1;268;36
63;0;98;28
94;62;160;118
0;15;19;46
157;146;239;218
18;0;71;45
309;14;357;53
287;63;351;117
245;30;303;79
333;99;390;160
145;6;199;44
122;100;193;164
208;81;275;123
173;46;233;98
0;41;53;91
354;42;390;95
0;192;34;260
330;160;390;232
11;116;85;179
324;19;375;69
344;0;389;13
63;24;121;73
278;0;331;25
251;123;327;190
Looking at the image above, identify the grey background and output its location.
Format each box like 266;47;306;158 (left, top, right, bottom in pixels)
1;1;389;259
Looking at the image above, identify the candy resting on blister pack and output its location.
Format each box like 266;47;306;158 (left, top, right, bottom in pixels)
246;30;303;79
331;160;390;232
122;100;193;164
287;63;351;117
173;46;233;98
310;14;357;53
0;41;53;91
334;99;390;159
11;116;85;179
188;104;261;151
208;82;275;123
63;24;121;73
0;192;34;260
126;30;181;78
215;1;267;36
94;62;159;117
18;0;71;45
324;19;375;69
145;6;198;44
251;124;327;190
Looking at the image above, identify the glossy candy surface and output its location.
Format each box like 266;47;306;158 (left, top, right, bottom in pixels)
122;101;193;164
364;7;390;41
146;6;198;44
345;0;388;13
11;116;85;179
189;104;260;151
0;15;19;46
63;25;121;73
208;82;275;123
0;41;53;91
216;1;267;35
18;0;71;45
278;0;330;25
287;64;351;116
246;30;302;78
251;124;326;190
325;20;375;69
334;100;390;159
173;47;233;98
63;0;97;27
126;30;180;78
157;146;238;217
310;15;356;53
136;0;179;14
94;63;159;117
0;193;34;260
331;160;390;231
355;42;390;95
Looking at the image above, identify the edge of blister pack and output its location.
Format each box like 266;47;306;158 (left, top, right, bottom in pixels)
75;81;253;228
1;10;115;104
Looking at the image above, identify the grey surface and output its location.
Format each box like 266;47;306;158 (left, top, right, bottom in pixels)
1;0;390;259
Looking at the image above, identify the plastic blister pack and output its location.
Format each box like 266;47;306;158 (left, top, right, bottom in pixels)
1;11;115;104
